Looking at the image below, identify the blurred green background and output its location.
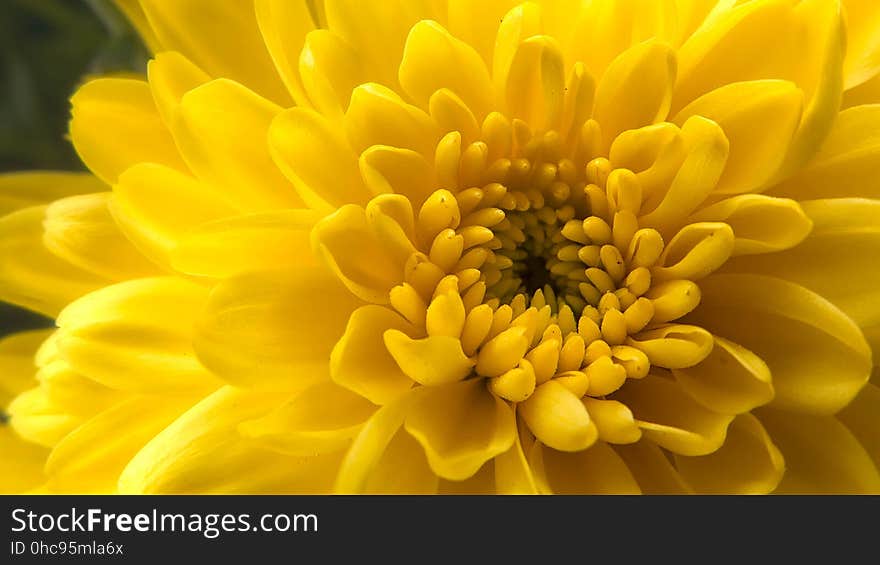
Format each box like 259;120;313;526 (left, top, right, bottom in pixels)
0;0;146;337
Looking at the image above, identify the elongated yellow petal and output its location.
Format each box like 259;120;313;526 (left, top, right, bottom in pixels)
404;379;516;480
675;413;784;494
673;336;774;415
362;429;439;494
240;381;377;456
0;425;49;494
842;0;880;89
519;380;598;452
270;107;371;211
43;193;159;281
0;330;52;407
836;384;880;471
139;0;291;104
331;305;416;405
171;210;319;278
384;330;474;386
614;374;734;456
529;441;641;494
0;206;105;317
70;79;187;184
494;416;538;494
757;407;880;494
254;0;316;106
146;51;210;127
57;277;221;393
614;440;693;494
345;83;439;157
692;273;872;415
195;267;360;391
171;79;301;211
0;172;106;216
45;395;196;493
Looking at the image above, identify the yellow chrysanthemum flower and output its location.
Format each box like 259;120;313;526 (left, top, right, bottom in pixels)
2;0;879;494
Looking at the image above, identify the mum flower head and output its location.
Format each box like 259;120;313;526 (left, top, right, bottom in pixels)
1;0;879;494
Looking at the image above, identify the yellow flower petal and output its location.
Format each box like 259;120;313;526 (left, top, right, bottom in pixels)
692;273;872;415
0;330;52;407
384;330;474;386
614;440;693;494
404;379;516;481
111;164;238;267
311;205;406;303
841;0;880;89
240;381;377;456
836;383;880;472
69;78;187;184
0;172;106;216
45;395;195;493
331;305;416;405
399;20;494;119
171;79;301;211
170;209;319;278
299;29;365;117
627;324;714;369
35;360;122;419
757;406;880;494
0;206;105;317
582;398;642;445
519;380;598;452
614;374;734;456
504;35;566;131
139;0;291;104
494;416;538;494
653;222;735;281
334;394;412;493
270;107;371;211
57;277;221;393
362;428;439;494
593;39;677;151
771;104;880;199
675;413;784;494
119;387;336;494
43;193;159;281
674;80;803;194
359;145;437;207
437;460;495;494
345;83;439;157
253;0;316;106
0;425;49;494
146;51;210;127
195;267;360;391
529;441;641;494
7;387;82;448
673;336;775;415
688;194;812;255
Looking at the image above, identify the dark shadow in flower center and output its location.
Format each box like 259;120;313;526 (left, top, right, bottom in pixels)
522;253;554;296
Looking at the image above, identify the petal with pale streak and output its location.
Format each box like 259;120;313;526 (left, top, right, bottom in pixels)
675;413;784;494
269;108;371;212
7;387;82;448
0;206;105;318
613;374;734;456
45;395;195;493
404;379;516;481
0;172;106;216
196;267;360;391
494;415;538;494
690;274;872;415
299;30;365;117
345;83;439;158
171;79;301;212
171;210;319;278
43;193;159;281
70;79;187;184
139;0;291;105
674;80;803;194
359;146;437;207
757;407;880;494
504;35;566;131
56;277;221;393
240;381;377;456
842;0;880;89
529;441;641;494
